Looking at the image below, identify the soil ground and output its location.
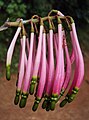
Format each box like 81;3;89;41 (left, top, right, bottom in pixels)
0;54;89;120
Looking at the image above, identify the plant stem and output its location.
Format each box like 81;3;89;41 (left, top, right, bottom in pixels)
5;16;65;27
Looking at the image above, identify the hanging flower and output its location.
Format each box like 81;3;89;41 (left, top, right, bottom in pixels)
0;9;84;112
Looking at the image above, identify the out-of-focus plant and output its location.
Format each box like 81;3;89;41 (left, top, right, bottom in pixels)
0;0;27;42
0;0;89;24
53;0;89;23
27;0;52;17
0;0;26;21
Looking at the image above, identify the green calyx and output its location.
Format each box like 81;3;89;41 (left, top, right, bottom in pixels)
60;87;79;107
32;97;41;112
50;101;56;111
50;94;58;110
42;95;52;111
29;84;35;95
14;89;21;105
19;92;28;108
72;87;79;93
46;105;50;111
45;99;51;112
60;94;69;107
60;99;68;107
42;95;50;109
42;100;48;109
29;77;38;95
51;94;58;101
68;87;79;103
6;64;11;80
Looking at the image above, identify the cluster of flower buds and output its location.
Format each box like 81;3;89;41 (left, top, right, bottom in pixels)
5;10;84;112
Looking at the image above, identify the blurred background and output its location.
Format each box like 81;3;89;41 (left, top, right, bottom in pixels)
0;0;89;120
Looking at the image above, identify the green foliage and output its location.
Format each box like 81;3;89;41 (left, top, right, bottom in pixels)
0;1;4;7
6;0;26;20
0;0;26;21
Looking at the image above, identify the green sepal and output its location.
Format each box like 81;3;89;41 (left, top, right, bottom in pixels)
60;99;68;107
46;102;51;111
50;94;58;110
29;84;35;95
72;87;79;93
6;65;11;80
32;102;39;112
68;94;75;103
32;97;41;112
68;87;79;103
19;92;28;108
29;77;38;95
14;96;19;105
42;100;48;109
60;94;70;107
50;101;56;111
42;95;50;109
14;89;21;105
50;94;58;101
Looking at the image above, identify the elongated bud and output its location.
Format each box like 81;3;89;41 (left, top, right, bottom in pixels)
3;10;84;112
6;25;21;80
31;19;44;94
